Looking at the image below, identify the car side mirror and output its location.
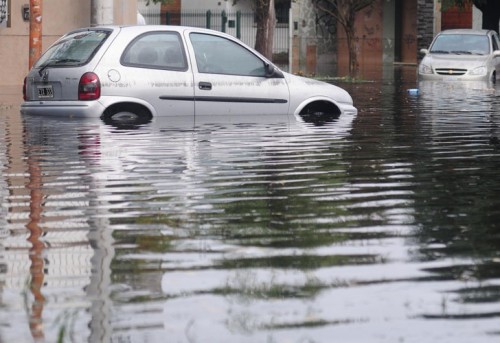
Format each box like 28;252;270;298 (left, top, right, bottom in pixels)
494;50;500;57
420;48;429;55
265;63;284;78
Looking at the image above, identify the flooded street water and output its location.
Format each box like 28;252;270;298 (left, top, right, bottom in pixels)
2;67;500;342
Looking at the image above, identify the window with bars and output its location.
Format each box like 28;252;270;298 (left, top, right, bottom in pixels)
0;0;9;28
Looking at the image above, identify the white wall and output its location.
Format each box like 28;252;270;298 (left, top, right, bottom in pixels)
472;6;482;30
138;0;161;25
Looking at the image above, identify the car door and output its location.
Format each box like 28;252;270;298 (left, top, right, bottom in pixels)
184;30;290;116
97;29;195;117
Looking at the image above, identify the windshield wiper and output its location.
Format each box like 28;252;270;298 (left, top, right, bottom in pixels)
451;51;472;55
430;50;450;54
38;58;81;76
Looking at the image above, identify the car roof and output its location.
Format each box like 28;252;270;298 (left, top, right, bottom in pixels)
90;25;228;35
75;25;242;41
438;29;492;36
80;24;273;65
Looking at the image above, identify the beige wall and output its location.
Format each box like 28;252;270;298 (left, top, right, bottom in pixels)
0;0;138;86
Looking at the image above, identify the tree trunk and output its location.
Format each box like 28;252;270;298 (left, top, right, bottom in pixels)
346;28;358;78
254;0;276;60
344;7;358;78
473;0;500;34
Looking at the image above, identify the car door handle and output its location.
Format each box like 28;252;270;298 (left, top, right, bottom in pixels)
198;82;212;90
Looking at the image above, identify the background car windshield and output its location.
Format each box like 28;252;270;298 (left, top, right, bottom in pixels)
430;34;490;54
34;30;110;68
190;33;266;76
121;32;187;70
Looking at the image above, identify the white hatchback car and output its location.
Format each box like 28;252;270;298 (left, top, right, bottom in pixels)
418;29;500;82
22;25;357;123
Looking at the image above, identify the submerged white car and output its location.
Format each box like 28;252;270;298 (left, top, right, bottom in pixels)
22;25;357;123
418;29;500;82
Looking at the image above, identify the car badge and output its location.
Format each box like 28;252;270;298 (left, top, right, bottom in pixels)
42;70;49;83
448;70;453;75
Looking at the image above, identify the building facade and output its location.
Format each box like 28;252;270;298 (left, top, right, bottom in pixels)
0;0;138;86
1;0;477;86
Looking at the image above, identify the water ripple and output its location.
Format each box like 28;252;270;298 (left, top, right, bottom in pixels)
2;75;500;342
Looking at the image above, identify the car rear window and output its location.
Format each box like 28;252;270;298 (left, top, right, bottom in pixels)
34;30;111;68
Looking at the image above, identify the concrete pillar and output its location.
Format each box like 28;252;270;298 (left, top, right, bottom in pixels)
114;0;138;25
382;0;395;65
91;0;114;26
91;0;138;26
433;0;441;34
417;0;435;58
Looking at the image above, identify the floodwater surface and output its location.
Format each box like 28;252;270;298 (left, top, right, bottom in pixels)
2;67;500;342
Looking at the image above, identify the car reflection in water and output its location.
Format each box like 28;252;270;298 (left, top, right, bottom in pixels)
100;103;352;130
418;79;497;112
417;79;500;148
15;108;356;341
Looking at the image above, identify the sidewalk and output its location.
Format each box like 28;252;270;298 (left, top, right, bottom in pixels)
0;85;23;112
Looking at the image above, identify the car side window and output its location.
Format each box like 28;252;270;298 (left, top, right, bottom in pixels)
121;32;187;71
189;33;266;76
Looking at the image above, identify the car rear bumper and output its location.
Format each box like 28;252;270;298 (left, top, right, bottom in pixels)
20;100;105;117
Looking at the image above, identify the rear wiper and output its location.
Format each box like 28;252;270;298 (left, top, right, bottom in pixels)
53;58;80;63
38;58;80;76
430;50;450;54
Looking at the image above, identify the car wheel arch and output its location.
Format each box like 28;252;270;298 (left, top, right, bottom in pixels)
296;99;341;116
101;102;154;126
294;99;342;125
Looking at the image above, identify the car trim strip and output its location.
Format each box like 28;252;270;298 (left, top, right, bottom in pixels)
159;95;288;104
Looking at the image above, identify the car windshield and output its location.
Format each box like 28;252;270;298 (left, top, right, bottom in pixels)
34;30;110;68
430;33;490;55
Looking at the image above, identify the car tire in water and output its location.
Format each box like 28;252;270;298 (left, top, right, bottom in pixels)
101;105;152;129
299;101;341;126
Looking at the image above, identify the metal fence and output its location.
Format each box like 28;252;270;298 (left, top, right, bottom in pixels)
139;8;290;70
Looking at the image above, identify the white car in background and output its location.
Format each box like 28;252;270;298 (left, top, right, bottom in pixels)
22;25;357;124
418;29;500;82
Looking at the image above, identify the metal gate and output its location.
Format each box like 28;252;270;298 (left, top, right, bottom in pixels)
139;8;290;71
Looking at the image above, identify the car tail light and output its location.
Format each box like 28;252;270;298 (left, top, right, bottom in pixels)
78;72;101;100
23;77;27;101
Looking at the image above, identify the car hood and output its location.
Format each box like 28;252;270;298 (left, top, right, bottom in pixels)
422;53;490;69
283;72;354;105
